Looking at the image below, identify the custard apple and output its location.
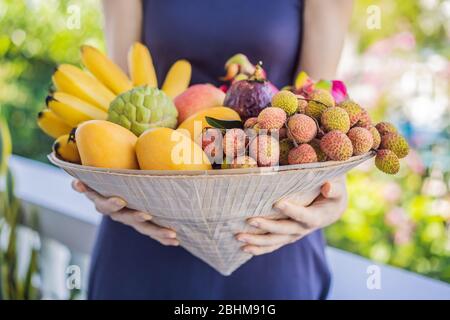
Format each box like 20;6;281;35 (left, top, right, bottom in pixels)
108;86;178;136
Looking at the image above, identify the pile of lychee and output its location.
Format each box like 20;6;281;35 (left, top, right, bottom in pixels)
201;88;409;174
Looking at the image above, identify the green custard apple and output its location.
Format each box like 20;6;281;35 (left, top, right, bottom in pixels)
107;86;178;136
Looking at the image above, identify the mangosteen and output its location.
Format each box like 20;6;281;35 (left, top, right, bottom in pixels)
223;64;276;121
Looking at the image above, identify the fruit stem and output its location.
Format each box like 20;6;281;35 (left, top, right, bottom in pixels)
296;95;330;108
249;62;265;82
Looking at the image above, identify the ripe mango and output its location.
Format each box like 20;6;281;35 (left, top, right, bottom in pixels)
136;127;211;170
76;120;139;169
177;106;241;142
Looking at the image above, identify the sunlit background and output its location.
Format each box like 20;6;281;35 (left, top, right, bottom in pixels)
0;0;449;298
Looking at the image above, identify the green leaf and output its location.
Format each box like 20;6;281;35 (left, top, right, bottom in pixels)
316;80;332;91
205;116;243;129
23;248;39;300
0;114;12;175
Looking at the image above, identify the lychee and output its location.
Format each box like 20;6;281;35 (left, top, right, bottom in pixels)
355;109;372;129
249;134;280;167
257;107;287;130
200;128;223;150
223;128;247;158
297;94;308;113
338;100;362;126
288;144;318;165
279;138;295;165
230;156;258;169
375;149;400;174
320;106;351;133
309;139;327;162
368;126;381;149
243;117;258;129
200;128;223;162
375;122;397;136
320;130;353;161
271;90;298;115
305;89;335;120
347;127;373;156
287;114;317;143
379;132;409;158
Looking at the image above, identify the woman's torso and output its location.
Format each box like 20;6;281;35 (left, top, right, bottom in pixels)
142;0;302;88
88;0;331;300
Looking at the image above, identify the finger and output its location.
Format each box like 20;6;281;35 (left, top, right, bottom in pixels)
236;232;298;246
247;218;305;236
132;220;177;240
242;243;283;256
154;237;180;246
84;190;127;214
109;208;152;224
71;179;87;193
321;179;345;199
109;212;178;245
273;201;321;229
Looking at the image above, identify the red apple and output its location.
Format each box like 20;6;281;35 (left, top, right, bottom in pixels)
174;84;226;124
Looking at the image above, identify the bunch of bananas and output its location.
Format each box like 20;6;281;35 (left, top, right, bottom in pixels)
37;42;192;163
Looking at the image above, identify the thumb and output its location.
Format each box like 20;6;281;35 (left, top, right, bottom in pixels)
321;180;344;199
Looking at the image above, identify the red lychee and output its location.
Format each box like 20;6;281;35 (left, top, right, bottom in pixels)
288;144;318;165
248;134;280;167
287;114;317;143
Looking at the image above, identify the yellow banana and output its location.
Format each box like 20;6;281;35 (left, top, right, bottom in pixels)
128;42;158;88
162;59;191;99
81;45;132;95
53;133;81;164
52;64;115;111
47;92;107;127
37;109;72;139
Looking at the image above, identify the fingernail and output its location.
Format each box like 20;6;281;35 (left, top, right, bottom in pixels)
113;198;127;207
73;180;86;193
138;212;152;221
248;219;259;227
242;246;251;253
322;182;331;197
166;232;177;239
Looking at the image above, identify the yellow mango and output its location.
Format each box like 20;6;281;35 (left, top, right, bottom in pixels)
53;134;81;164
76;120;139;169
136;127;211;170
177;106;241;142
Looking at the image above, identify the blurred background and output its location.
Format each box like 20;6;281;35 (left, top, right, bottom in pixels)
0;0;449;299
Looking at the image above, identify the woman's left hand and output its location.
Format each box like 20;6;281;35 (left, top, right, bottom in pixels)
236;176;348;256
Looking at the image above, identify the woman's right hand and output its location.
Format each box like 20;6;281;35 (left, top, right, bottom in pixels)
72;179;179;246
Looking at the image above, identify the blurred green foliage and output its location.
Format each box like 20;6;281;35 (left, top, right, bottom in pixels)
326;167;450;282
353;0;450;56
0;114;40;299
0;0;103;161
0;0;449;284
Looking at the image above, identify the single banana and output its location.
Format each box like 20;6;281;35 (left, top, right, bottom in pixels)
37;109;72;139
47;92;107;127
81;45;132;95
128;42;158;88
162;60;191;99
52;64;115;111
53;133;81;164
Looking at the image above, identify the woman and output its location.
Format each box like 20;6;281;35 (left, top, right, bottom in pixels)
73;0;353;299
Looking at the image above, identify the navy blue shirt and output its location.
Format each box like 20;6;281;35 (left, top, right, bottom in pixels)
88;0;331;299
